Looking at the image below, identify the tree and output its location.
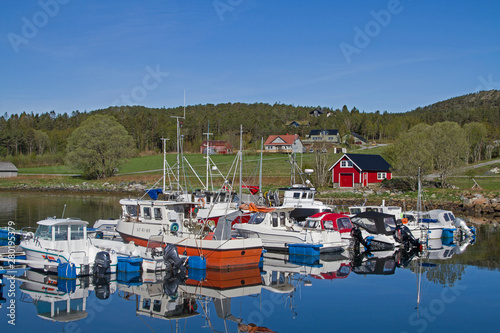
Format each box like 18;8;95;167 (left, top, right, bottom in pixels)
65;115;135;179
388;123;433;190
463;122;488;163
429;122;468;187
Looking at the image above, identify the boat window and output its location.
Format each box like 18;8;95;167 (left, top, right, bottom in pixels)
350;208;361;214
383;260;396;272
126;205;137;217
54;225;69;241
144;207;152;220
35;225;52;241
293;192;300;199
447;213;455;221
305;220;318;228
280;212;286;226
302;192;307;198
70;225;85;240
142;299;151;310
337;217;353;230
351;217;377;234
272;213;278;227
323;221;333;230
402;214;415;222
384;217;396;232
153;300;162;312
443;213;450;222
154;208;162;220
249;213;266;224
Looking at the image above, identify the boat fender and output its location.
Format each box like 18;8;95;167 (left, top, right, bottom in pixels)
197;198;206;208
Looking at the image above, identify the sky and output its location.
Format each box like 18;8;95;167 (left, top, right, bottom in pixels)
1;0;499;116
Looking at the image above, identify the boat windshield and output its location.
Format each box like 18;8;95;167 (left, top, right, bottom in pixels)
351;217;377;234
323;220;334;230
54;225;69;241
35;225;52;241
248;213;266;224
126;205;137;217
350;208;362;214
384;217;396;232
337;217;353;230
71;225;85;240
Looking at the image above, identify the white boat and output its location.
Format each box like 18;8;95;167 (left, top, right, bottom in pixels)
348;200;402;217
233;206;345;253
20;217;118;276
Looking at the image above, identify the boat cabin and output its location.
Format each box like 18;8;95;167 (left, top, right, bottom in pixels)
349;205;402;218
350;211;397;236
246;207;296;229
280;185;317;206
34;218;88;243
304;213;353;234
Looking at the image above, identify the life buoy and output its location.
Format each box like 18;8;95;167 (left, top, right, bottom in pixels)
197;198;206;208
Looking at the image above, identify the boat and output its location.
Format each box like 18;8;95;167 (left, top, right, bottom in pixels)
233;206;346;253
350;211;421;252
20;217;118;276
115;198;262;269
348;200;402;217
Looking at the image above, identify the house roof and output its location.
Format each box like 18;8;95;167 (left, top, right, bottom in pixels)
309;107;324;115
0;162;18;172
350;132;368;143
309;129;338;136
329;154;391;172
264;134;300;146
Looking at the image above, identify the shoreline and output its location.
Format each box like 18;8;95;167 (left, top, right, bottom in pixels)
1;184;499;224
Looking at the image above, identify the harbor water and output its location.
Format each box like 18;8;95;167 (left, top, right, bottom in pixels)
0;191;499;332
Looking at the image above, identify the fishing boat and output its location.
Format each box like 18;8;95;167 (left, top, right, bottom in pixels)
20;217;118;276
233;206;345;253
115;197;262;269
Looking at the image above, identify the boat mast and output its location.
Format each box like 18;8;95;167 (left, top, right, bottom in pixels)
203;122;213;191
161;137;169;192
170;91;186;193
417;167;421;223
239;125;243;202
259;137;263;196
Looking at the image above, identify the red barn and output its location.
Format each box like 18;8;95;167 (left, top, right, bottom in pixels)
329;154;392;188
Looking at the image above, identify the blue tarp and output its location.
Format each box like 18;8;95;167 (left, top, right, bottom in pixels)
147;189;163;200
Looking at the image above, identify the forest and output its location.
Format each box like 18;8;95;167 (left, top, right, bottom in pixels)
1;90;499;168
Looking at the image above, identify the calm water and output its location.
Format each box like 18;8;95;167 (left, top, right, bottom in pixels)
0;191;499;333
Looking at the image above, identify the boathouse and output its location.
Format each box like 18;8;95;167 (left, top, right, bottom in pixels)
0;162;18;178
329;154;391;188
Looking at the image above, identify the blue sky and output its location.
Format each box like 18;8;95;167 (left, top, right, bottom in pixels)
1;0;499;116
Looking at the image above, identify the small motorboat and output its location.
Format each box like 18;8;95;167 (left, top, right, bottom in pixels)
20;217;118;276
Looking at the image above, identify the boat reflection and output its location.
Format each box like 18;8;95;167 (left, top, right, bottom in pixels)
15;270;116;323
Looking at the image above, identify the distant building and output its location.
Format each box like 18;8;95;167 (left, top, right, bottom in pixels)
309;107;324;117
329;154;391;188
0;162;18;178
307;129;340;143
344;132;368;145
200;140;233;154
287;120;310;128
264;134;305;153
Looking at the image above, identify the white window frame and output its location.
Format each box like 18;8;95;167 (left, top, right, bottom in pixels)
377;172;387;180
340;160;352;168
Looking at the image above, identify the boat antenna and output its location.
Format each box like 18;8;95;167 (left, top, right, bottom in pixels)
61;204;66;219
161;137;170;192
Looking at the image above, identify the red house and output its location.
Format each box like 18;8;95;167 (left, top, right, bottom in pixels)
329;154;392;188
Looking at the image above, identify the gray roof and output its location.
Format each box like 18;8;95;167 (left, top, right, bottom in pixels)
0;162;18;172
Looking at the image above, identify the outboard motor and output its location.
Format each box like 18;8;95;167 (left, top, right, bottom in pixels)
163;244;186;271
350;226;370;252
93;251;111;277
395;221;421;251
453;217;473;238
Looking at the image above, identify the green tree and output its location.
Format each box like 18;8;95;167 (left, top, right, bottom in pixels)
388;123;433;190
65;115;135;179
463;122;488;163
429;122;468;187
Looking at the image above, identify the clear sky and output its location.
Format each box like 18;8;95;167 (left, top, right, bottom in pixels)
1;0;499;116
